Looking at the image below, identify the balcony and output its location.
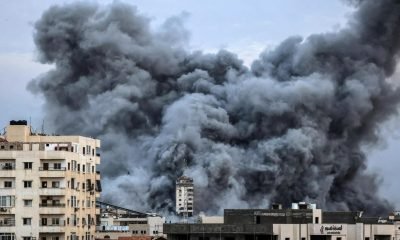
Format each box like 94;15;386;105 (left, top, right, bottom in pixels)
0;207;15;215
0;164;16;178
0;188;15;195
38;167;66;178
39;225;65;233
39;188;66;196
39;203;66;214
39;221;65;233
0;219;15;227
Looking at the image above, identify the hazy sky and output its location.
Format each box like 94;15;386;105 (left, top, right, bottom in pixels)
1;0;399;208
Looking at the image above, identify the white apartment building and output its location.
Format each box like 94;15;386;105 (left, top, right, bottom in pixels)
175;176;194;217
0;120;101;240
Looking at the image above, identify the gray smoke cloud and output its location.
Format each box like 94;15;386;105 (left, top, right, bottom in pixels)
29;0;400;215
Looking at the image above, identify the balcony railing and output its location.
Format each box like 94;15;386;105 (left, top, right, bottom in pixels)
39;203;66;207
40;220;65;226
0;164;15;170
0;219;15;227
39;167;66;171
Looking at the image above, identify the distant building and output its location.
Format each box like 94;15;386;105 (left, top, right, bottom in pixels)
164;202;400;240
0;120;101;240
175;176;194;217
95;201;165;240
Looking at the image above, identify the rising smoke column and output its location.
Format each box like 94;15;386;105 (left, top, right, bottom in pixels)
29;0;400;215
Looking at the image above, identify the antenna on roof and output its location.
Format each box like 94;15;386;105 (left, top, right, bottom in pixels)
41;120;45;134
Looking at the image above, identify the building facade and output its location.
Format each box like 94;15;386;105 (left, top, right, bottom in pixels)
175;176;194;217
0;120;101;240
95;201;165;240
164;202;400;240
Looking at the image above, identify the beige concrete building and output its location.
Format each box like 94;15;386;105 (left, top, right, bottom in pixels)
95;201;165;240
0;120;101;240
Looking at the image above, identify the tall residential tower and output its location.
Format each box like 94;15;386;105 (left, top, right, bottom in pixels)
175;176;194;218
0;120;101;240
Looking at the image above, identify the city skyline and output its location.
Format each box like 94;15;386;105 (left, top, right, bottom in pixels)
1;0;400;212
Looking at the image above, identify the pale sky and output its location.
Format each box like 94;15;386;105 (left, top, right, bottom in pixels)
1;0;399;208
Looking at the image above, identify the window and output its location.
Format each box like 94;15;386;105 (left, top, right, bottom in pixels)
54;163;61;170
0;233;15;240
68;162;70;170
255;215;261;224
337;238;342;240
52;199;60;206
52;218;60;225
24;181;32;188
24;199;32;207
52;181;60;188
71;196;77;207
24;162;32;169
0;196;15;207
23;218;32;225
23;237;31;240
4;181;12;188
42;181;47;188
82;165;85;172
42;218;47;226
315;217;319;223
285;238;290;240
302;238;306;240
365;238;370;240
83;147;85;155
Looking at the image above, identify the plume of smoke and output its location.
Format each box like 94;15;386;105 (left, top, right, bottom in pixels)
29;0;400;215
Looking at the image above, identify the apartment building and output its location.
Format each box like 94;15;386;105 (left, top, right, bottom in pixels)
0;120;101;240
175;176;194;217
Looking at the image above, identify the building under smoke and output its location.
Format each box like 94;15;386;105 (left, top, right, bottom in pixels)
29;0;400;215
175;176;194;217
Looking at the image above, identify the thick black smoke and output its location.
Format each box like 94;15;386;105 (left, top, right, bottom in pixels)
29;0;400;215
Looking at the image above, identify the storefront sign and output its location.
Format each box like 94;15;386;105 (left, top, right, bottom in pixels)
312;224;347;235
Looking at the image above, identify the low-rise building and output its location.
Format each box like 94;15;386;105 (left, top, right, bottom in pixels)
95;201;165;240
164;202;400;240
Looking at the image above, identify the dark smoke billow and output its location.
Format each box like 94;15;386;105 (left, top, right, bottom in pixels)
29;0;400;215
